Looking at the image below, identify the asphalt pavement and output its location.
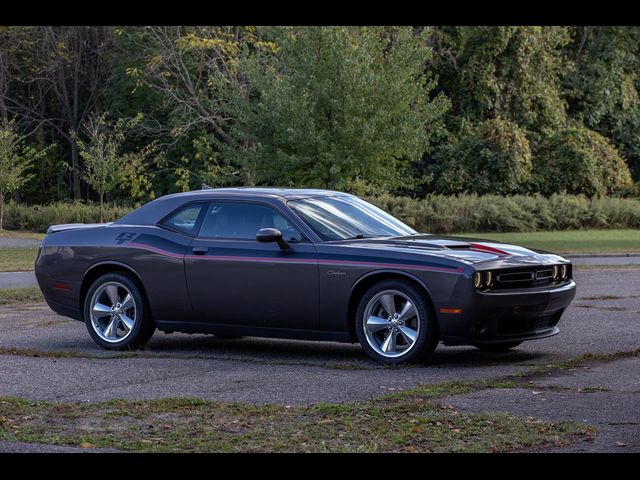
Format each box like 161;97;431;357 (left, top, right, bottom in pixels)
0;236;40;248
0;271;37;288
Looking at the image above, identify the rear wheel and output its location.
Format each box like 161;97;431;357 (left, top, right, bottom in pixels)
355;280;438;365
84;273;154;350
474;341;522;352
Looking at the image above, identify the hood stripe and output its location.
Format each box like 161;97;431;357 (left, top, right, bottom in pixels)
468;243;510;256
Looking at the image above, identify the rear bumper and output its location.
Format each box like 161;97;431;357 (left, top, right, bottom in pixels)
438;279;576;346
35;268;83;322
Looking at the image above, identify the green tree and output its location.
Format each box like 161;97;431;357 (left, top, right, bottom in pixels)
431;26;570;135
74;114;159;222
227;26;449;191
430;118;532;194
563;26;640;178
534;124;633;196
0;120;46;230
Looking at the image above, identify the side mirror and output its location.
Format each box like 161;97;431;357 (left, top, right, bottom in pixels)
256;228;289;250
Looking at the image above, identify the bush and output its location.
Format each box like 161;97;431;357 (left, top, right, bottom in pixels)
3;201;133;233
4;195;640;235
431;119;533;195
366;193;640;233
534;125;634;196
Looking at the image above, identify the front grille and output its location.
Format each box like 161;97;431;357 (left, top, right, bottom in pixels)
497;313;560;336
491;265;570;290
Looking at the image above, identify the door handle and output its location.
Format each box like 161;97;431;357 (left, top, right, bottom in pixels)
192;246;209;255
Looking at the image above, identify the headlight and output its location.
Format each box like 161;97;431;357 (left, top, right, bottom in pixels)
485;271;494;287
552;265;560;280
473;272;483;289
560;264;568;279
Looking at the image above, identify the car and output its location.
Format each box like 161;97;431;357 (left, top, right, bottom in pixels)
35;188;576;364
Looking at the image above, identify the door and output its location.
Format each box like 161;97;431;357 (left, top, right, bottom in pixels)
184;201;319;330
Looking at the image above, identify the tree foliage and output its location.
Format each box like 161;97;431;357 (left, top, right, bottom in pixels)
534;125;633;196
431;118;532;195
225;26;449;192
0;25;639;206
0;119;48;229
74;113;159;221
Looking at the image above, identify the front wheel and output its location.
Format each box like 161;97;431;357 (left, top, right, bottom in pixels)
84;273;155;350
355;280;438;365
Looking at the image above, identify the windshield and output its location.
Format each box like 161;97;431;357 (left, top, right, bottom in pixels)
288;195;416;241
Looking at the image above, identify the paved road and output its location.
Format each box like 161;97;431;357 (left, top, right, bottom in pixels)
0;236;41;248
568;255;640;265
0;267;638;452
0;271;37;288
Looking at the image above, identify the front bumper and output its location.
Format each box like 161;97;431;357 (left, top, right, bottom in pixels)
438;279;576;346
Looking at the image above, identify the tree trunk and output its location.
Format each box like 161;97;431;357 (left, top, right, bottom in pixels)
70;139;81;199
99;193;104;223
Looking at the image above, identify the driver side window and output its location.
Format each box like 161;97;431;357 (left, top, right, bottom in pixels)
197;202;303;242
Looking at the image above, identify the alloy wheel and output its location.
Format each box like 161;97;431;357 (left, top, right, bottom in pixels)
362;289;421;359
89;281;137;343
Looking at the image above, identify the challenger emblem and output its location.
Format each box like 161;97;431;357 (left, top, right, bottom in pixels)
327;270;347;276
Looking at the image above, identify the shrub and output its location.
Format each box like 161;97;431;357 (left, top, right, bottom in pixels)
431;118;533;195
366;193;640;233
534;125;633;196
4;195;640;235
3;201;133;233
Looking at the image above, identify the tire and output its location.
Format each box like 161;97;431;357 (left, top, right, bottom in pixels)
84;272;155;350
474;341;522;353
355;279;438;365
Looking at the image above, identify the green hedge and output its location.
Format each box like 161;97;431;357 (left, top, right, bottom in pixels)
366;194;640;233
3;195;640;234
3;201;133;233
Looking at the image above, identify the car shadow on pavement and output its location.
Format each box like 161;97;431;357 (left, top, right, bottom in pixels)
143;332;547;367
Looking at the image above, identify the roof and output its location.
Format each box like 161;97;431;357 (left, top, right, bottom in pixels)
161;187;349;200
115;187;351;226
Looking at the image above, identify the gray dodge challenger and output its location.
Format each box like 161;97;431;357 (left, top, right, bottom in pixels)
35;188;576;364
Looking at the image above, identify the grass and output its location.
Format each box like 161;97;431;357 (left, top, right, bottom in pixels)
0;247;39;272
0;390;591;453
454;229;640;254
0;230;45;240
5;345;637;452
0;287;42;306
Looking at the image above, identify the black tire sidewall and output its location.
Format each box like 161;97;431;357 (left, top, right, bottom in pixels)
355;280;438;365
84;272;152;350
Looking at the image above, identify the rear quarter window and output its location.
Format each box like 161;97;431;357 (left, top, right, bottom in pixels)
161;203;205;235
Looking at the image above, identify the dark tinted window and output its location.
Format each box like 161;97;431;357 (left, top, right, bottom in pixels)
198;203;303;241
161;203;205;235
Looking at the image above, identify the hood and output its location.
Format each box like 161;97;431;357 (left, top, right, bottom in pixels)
331;234;566;266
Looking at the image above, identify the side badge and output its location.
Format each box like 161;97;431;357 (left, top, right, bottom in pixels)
327;270;347;276
115;232;137;245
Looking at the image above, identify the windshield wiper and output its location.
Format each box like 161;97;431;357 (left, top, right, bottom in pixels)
346;234;382;240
